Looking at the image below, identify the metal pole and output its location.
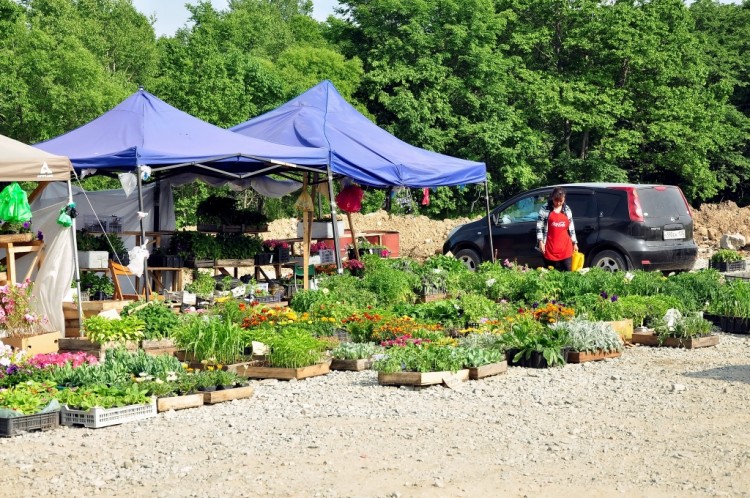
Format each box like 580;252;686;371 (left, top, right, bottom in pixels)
326;165;343;273
137;166;150;299
68;179;85;336
485;180;495;263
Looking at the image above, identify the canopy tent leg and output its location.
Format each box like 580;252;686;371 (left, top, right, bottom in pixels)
485;180;495;263
68;179;85;337
326;165;343;273
137;166;151;299
301;174;311;290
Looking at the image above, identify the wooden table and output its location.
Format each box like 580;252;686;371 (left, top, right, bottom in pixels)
0;239;45;284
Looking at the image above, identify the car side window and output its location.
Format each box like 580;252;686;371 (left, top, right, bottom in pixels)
596;192;627;218
499;195;547;224
565;193;597;218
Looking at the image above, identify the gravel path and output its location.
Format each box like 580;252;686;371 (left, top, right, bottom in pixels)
2;334;750;497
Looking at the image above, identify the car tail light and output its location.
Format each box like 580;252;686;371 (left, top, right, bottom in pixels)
677;188;692;217
611;187;644;222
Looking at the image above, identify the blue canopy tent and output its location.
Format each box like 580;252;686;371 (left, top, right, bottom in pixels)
230;80;493;264
34;89;331;304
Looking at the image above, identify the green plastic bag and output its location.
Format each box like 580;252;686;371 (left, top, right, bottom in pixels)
0;183;31;222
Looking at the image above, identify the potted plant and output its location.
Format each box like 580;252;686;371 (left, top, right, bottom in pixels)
256;239;291;264
241;326;331;380
373;342;469;386
83;315;145;345
185;270;217;302
709;249;745;272
79;273;115;300
330;342;384;371
415;268;448;303
0;279;59;354
497;316;568;368
550;319;623;363
57;383;156;429
76;230;109;269
0;381;60;436
639;312;719;349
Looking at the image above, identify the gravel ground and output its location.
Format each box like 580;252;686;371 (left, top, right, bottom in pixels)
2;334;750;498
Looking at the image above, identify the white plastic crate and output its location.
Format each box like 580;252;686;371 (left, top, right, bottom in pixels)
61;398;157;429
319;249;335;264
78;251;109;269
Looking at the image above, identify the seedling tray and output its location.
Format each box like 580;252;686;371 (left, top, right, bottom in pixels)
0;411;60;437
61;399;157;429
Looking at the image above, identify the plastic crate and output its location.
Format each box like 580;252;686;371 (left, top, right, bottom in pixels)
61;399;157;429
709;260;746;272
252;289;285;304
0;411;60;437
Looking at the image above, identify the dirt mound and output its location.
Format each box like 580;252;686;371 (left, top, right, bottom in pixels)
268;203;744;260
267;211;477;259
693;201;750;246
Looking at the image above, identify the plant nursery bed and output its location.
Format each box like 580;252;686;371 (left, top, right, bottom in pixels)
631;331;719;349
417;292;448;304
468;361;508;380
156;393;204;412
0;410;60;437
377;369;470;387
202;385;254;404
58;338;137;361
567;350;622;363
61;399;157;429
330;358;373;372
238;360;331;380
140;338;177;357
63;300;133;337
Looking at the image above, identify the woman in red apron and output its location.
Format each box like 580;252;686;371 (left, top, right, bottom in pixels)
536;187;578;271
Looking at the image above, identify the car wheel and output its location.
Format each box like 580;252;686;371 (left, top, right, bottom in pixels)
591;250;628;272
454;248;481;271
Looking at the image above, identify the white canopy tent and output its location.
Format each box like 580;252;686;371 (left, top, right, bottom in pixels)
0;134;75;335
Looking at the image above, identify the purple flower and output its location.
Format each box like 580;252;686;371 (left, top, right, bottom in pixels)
36;231;43;241
5;365;18;375
22;221;31;229
532;302;539;309
611;295;619;302
600;291;608;299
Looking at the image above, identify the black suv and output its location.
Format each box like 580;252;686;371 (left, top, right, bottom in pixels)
443;183;698;272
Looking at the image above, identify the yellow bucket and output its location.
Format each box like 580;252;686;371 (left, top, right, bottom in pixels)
572;251;584;271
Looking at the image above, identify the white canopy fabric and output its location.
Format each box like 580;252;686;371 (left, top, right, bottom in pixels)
0;134;72;181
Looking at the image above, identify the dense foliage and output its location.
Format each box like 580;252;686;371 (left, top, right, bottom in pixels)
1;0;750;220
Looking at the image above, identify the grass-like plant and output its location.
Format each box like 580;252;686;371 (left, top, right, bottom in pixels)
331;342;383;360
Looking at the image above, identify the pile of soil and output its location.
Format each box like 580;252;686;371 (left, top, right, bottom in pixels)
268;202;745;260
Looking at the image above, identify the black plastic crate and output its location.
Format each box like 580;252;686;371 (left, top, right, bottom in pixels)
0;411;60;437
709;260;746;272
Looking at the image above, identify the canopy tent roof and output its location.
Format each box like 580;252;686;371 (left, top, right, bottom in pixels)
35;89;329;174
0;134;73;181
230;80;486;188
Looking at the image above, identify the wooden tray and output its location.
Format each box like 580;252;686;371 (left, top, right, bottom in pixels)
378;369;469;387
631;332;719;349
468;361;507;380
238;360;331;380
567;350;622;363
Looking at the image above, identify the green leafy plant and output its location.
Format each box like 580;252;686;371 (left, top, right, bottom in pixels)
172;314;246;364
0;381;58;415
79;272;115;298
461;346;503;368
122;300;179;340
56;383;151;410
653;313;713;344
185;270;217;299
83;315;145;344
550;319;623;353
373;343;465;373
331;342;383;360
710;249;744;263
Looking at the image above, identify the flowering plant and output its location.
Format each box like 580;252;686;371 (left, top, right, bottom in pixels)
344;259;365;277
262;239;290;251
0;279;48;337
310;241;329;254
531;301;575;324
27;352;98;369
0;220;32;235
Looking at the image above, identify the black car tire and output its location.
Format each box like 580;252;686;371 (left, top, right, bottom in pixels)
591;249;628;272
454;248;481;271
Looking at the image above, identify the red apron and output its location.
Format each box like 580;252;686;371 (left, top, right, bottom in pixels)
544;210;573;261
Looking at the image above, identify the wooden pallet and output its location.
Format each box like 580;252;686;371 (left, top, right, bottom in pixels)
202;385;254;404
63;300;133;337
156;393;204;412
330;358;373;372
378;369;469;387
567;350;622;363
239;360;331;380
468;361;507;380
631;332;719;349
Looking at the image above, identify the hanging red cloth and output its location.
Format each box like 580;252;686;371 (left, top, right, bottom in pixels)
422;188;430;206
335;185;364;213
